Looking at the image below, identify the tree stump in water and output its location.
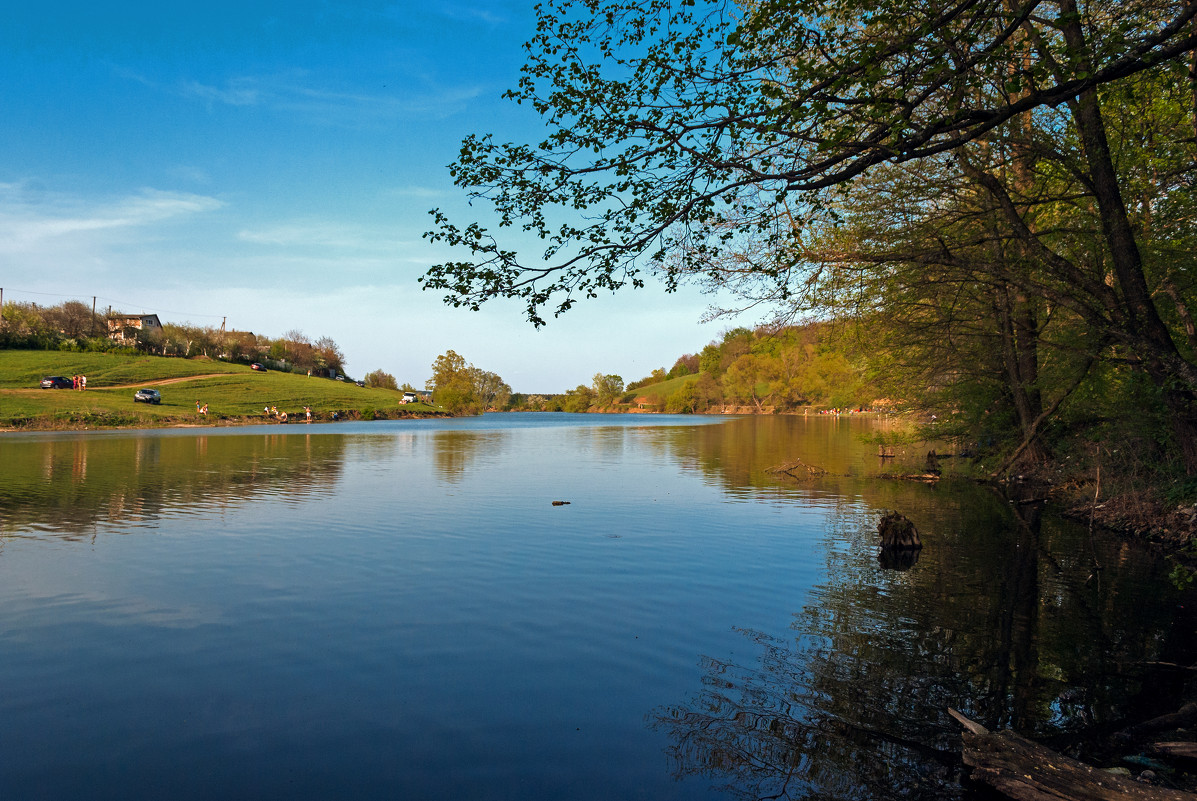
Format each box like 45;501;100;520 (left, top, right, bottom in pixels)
878;511;922;549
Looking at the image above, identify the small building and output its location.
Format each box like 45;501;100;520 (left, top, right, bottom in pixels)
107;313;163;343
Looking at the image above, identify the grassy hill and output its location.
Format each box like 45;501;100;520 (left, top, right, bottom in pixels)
0;350;440;429
622;372;704;403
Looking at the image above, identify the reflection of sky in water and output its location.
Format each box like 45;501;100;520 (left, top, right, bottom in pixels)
0;414;1189;801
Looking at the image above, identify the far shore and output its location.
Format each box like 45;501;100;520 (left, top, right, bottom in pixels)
0;408;451;434
0;406;907;434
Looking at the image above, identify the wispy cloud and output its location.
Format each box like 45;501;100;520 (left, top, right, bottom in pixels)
166;165;213;185
419;1;514;27
180;78;261;107
118;61;487;124
383;185;449;200
0;185;222;251
237;221;412;252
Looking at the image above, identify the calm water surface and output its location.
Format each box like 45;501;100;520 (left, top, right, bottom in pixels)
0;413;1191;800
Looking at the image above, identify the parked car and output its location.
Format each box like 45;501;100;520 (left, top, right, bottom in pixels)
402;392;419;404
40;376;72;389
133;388;162;404
251;363;267;371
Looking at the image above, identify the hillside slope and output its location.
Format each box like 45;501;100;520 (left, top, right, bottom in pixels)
0;351;438;428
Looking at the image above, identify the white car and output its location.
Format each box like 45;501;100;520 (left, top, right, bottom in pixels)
402;392;418;404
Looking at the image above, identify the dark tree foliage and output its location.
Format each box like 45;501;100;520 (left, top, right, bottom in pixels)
425;0;1194;320
424;0;1197;470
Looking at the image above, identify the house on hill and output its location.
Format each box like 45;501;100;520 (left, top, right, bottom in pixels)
224;330;257;347
107;313;163;343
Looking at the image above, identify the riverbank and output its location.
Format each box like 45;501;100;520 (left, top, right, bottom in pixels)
0;406;451;433
0;350;446;430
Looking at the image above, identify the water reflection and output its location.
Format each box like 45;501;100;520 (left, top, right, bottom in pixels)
651;486;1191;799
1;415;1193;801
430;429;511;481
643;416;951;512
0;432;346;539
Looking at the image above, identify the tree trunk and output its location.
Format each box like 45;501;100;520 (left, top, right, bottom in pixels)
1058;1;1197;472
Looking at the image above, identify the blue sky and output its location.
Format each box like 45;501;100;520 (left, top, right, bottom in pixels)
0;1;742;392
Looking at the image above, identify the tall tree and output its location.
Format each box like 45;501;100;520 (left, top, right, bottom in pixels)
427;350;509;415
592;372;625;405
425;0;1197;470
469;367;513;410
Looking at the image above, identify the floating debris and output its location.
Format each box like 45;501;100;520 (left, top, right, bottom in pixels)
766;458;828;479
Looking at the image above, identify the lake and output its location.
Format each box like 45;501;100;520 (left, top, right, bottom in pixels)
0;413;1192;800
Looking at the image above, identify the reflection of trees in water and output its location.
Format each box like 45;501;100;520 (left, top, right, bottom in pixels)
651;495;1190;800
430;429;509;482
572;424;629;465
0;433;346;540
431;424;627;483
343;431;417;462
647;416;935;504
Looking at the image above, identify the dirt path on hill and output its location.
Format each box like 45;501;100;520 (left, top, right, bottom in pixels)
4;373;232;394
116;373;231;388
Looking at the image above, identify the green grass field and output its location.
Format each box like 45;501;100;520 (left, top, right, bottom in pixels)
622;372;705;402
0;350;440;428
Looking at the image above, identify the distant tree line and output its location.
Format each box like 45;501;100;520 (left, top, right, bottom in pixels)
505;324;872;415
1;299;347;378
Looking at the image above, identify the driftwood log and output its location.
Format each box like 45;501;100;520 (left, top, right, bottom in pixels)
1151;743;1197;763
1117;704;1197;742
950;709;1197;801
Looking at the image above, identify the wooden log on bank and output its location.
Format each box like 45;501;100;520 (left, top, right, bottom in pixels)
1151;743;1197;763
949;709;1197;801
1117;704;1197;742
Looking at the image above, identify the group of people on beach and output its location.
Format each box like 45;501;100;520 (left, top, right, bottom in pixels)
72;375;86;390
262;405;313;423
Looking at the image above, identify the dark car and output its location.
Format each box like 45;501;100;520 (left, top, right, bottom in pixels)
133;388;162;404
251;363;267;372
40;376;73;389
